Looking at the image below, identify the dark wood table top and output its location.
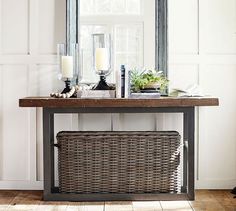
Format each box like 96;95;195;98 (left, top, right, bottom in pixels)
19;97;219;108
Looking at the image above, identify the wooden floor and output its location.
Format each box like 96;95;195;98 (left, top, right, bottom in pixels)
0;190;235;211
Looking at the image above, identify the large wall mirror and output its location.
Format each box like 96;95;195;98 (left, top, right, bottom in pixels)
66;0;168;84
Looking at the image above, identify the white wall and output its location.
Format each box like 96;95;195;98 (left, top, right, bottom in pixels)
0;0;235;190
169;0;236;189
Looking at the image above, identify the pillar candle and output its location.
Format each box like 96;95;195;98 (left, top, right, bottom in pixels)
95;48;109;71
61;56;73;78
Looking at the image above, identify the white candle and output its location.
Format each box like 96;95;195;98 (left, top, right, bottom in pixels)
95;48;109;71
61;56;73;78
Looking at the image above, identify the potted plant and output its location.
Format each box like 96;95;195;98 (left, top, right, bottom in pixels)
131;69;169;93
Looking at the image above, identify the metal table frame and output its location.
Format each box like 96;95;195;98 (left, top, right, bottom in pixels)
43;106;194;201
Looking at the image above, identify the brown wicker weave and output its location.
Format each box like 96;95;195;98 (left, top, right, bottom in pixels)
57;131;181;194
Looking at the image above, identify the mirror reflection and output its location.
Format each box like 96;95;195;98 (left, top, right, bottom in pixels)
79;0;156;83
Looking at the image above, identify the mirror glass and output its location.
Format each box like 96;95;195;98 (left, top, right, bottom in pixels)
79;0;156;83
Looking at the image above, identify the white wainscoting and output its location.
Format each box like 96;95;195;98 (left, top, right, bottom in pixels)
0;0;235;190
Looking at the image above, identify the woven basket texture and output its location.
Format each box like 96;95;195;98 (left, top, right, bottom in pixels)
57;131;181;194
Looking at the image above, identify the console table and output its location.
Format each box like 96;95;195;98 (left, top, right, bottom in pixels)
19;97;219;201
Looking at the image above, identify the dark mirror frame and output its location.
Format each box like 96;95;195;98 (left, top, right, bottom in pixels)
66;0;168;80
156;0;168;79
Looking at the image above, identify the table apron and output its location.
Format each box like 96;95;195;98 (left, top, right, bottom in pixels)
43;107;194;114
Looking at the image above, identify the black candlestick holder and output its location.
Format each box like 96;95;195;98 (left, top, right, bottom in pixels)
93;76;111;90
61;79;72;94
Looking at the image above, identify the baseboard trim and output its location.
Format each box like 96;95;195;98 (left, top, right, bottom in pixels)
196;179;236;189
0;180;235;190
0;181;43;190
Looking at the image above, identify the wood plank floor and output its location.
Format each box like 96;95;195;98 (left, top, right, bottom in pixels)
0;190;235;211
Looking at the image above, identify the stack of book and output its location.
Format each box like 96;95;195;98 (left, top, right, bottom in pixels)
129;92;161;99
77;90;116;99
116;65;161;99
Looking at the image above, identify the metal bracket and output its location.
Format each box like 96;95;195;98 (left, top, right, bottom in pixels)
54;144;60;148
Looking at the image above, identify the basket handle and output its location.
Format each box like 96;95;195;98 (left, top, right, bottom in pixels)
54;144;60;148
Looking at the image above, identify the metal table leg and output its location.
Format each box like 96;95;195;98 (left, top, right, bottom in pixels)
43;108;55;200
183;107;195;200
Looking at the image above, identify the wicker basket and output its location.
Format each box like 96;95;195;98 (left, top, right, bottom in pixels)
57;131;181;194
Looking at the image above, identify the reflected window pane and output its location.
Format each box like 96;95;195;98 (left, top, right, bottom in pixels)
95;0;111;14
80;0;141;15
80;25;108;82
127;53;142;68
111;0;126;14
116;54;128;69
80;0;94;15
127;26;143;53
115;24;143;70
80;24;143;82
80;0;144;82
126;0;141;14
115;26;128;52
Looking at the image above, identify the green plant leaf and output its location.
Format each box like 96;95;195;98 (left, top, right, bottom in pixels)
130;68;169;92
